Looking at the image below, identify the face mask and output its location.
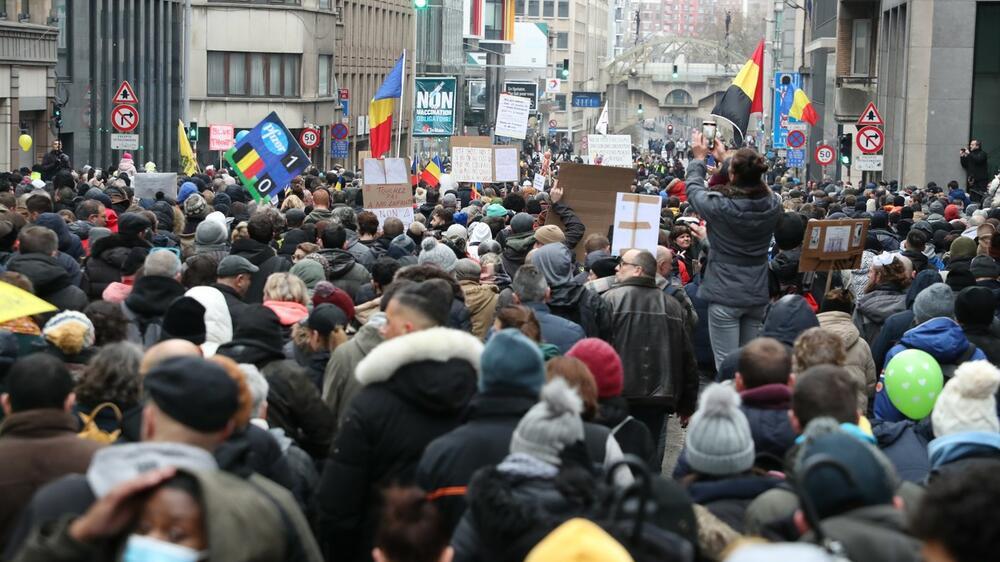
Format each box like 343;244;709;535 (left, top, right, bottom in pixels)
122;534;207;562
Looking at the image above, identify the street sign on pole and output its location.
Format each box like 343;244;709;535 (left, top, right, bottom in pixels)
113;81;140;105
856;126;884;154
856;154;884;171
787;148;805;168
331;123;349;140
338;88;350;101
787;130;806;149
815;144;835;166
299;128;321;149
111;105;139;133
857;102;884;126
110;133;139;150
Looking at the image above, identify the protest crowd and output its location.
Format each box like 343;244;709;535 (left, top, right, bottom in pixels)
0;121;999;562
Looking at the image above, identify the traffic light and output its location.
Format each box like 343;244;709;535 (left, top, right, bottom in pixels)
560;58;570;79
839;133;853;166
188;122;198;143
413;0;428;8
667;123;673;135
637;103;644;116
52;103;63;130
672;64;679;78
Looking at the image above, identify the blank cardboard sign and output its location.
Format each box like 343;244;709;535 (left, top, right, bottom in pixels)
545;163;636;261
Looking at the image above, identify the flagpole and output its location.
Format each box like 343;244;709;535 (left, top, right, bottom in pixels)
395;49;407;158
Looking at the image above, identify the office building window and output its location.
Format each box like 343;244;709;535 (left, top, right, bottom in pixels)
319;54;332;96
516;0;525;15
555;94;566;111
529;0;539;16
207;51;300;97
543;0;554;17
852;19;871;75
319;0;330;8
557;0;568;17
556;32;568;49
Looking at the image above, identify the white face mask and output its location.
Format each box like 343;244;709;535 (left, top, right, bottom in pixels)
122;534;207;562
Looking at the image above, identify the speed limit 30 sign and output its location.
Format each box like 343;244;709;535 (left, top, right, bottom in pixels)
815;144;835;166
299;128;320;149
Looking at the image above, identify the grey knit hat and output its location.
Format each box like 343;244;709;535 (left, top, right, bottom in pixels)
685;384;755;476
510;378;585;466
195;219;228;246
511;212;535;234
453;258;481;282
913;283;955;324
417;237;457;272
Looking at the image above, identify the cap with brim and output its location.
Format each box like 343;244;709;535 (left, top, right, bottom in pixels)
217;255;259;277
306;304;349;336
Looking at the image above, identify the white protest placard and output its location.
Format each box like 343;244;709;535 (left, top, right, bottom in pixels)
533;174;546;191
495;93;531;139
451;147;494;183
588;135;633;168
363;157;415;228
371;207;415;228
611;193;661;256
133;173;179;200
494;147;519;182
209;124;234;151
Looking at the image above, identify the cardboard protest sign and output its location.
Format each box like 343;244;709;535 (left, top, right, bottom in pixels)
451;137;494;183
493;147;519;183
587;135;633;168
545;163;637;261
611;193;661;256
799;219;869;272
224;112;311;203
363;157;415;227
495;93;531;139
133;173;178;200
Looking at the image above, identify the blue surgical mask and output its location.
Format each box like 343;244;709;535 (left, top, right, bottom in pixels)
122;534;207;562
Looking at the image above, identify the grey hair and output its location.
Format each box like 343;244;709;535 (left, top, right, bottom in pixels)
239;363;269;418
144;250;181;278
511;265;549;304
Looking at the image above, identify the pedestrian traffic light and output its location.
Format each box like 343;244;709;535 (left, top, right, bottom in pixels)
413;0;428;9
637;103;644;116
52;103;63;130
672;64;679;78
839;133;853;166
560;58;570;79
188;122;198;143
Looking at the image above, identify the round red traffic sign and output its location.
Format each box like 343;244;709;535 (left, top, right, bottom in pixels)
299;127;320;149
549;119;557;128
856;126;884;154
331;123;349;140
787;130;806;148
815;144;835;166
111;104;139;133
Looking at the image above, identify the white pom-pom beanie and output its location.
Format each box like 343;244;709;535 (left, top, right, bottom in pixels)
932;360;1000;437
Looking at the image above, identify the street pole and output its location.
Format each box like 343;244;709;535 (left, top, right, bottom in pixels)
763;0;778;152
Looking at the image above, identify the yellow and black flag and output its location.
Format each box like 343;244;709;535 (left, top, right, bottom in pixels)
711;39;765;145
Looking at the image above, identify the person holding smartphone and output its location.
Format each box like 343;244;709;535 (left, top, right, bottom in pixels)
961;139;989;203
685;130;783;371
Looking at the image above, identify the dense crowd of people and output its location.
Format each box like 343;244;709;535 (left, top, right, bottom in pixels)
0;132;998;562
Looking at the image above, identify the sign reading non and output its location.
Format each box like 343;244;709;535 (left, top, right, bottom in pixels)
363;158;415;227
209;124;235;152
111;105;139;133
502;81;538;111
414;77;457;136
815;144;835;166
299;128;321;149
856;126;884;154
571;92;602;108
224;112;312;203
110;133;139;151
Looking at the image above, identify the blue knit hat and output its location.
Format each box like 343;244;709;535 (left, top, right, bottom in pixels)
178;181;198;204
480;328;545;394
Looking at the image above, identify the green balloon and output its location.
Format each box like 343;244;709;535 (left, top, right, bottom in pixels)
884;349;944;420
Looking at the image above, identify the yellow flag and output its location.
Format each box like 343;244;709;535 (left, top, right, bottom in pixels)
0;281;56;323
178;120;200;176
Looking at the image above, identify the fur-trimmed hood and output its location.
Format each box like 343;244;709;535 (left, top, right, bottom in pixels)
356;327;484;385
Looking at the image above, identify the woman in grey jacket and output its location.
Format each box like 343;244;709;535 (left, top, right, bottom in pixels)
685;132;783;369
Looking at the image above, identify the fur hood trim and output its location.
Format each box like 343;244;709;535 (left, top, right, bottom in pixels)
355;327;484;385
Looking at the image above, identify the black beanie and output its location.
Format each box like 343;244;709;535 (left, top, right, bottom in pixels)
144;356;238;432
955;286;996;327
774;212;806;251
160;296;207;345
230;305;284;355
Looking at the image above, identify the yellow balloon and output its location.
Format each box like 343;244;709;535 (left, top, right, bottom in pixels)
18;134;32;152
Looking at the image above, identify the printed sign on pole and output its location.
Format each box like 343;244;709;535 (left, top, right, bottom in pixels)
113;80;139;105
545;78;561;94
857;102;884;126
414;77;457;136
111;105;139;133
110;133;139;151
587;135;633;168
856;126;884;154
815;144;835;166
772;72;803;150
786;130;806;149
787;148;805;168
338;88;350;100
502;81;539;111
330;140;349;158
494;93;531;139
299;128;321;149
856;154;884;171
224;112;312;203
209;124;235;152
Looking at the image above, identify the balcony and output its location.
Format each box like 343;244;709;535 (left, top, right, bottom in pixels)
835;75;877;122
0;22;57;65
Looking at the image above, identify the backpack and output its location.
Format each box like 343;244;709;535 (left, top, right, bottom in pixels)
77;402;122;444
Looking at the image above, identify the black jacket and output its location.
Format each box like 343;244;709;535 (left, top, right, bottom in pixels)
82;234;151;299
962;324;1000;366
416;389;538;534
961;148;989;184
548;283;610;340
686;475;782;533
602;276;699;415
211;282;250;330
230;238;292;303
595;397;656;470
5;254;88;313
318;248;371;301
315;327;481;562
121;275;186;347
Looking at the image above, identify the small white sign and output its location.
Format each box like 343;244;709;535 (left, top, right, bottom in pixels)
786;122;808;132
855;154;884;171
451;147;494;183
533;174;546;191
494;148;519;182
587;135;633;168
363;157;409;185
611;192;661;256
110;133;139;150
371;207;415;228
494;93;531;140
545;78;561;93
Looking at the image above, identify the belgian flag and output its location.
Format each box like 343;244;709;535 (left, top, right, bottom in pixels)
711;39;764;146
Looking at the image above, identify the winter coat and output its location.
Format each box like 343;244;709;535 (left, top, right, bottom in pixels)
716;295;819;382
685;160;782;307
818;311;878;407
230;238;292;303
318;248;371;301
322;314;385;434
801;505;921;562
595;396;657;470
602;276;699;415
211;282;251;330
961;147;989;184
82;234;151;299
532;244;611;339
121;275;186;347
926;431;1000;483
854;285;907;344
416;389;539;534
521;301;585;353
546;201;586;251
460;280;499;340
5;254;88;313
657;275;698;333
739;384;797;465
34;213;84;262
185;286;234;356
345;230;376;271
870;270;943;372
684;275;716;371
962;323;1000;366
870;228;901;252
0;410;104;547
870;418;933;483
501;230;535;278
686;475;782;533
305;207;334;225
214;424;303;505
315;327;480;562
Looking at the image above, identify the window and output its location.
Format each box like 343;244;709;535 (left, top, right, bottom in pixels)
529;0;539;16
555;94;567;111
543;0;554;17
557;0;568;17
516;0;525;15
556;32;568;49
852;19;871;75
319;54;332;96
207;51;301;97
665;89;692;104
319;0;330;8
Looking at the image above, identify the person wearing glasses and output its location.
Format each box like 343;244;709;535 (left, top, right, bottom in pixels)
601;248;699;472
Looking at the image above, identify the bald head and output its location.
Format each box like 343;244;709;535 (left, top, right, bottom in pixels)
140;339;203;375
312;188;330;209
656;246;674;277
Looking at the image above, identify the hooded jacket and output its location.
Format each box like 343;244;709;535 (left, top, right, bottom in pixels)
121;275;186;347
818;310;878;405
318;248;371;301
854;285;907;344
5;254;89;313
35;213;84;261
344;229;376;271
926;431;1000;482
531;243;610;339
870;418;933;483
315;327;481;562
459;280;499;340
870;269;943;373
230;238;291;303
685;160;782;307
501;230;536;279
82;234;151;299
322;313;385;432
185;286;234;356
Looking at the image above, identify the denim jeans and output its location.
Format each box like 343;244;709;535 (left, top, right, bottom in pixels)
707;302;767;370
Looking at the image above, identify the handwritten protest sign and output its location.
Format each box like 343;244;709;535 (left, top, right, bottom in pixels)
133;173;178;200
611;193;661;256
495;93;531;139
494;147;519;182
363;158;415;227
587;135;633;168
546;163;636;261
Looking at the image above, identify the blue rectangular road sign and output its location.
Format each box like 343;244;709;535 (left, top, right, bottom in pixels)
787;148;805;168
331;139;349;158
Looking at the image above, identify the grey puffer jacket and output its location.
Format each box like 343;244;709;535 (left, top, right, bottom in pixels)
853;286;907;344
685;160;782;307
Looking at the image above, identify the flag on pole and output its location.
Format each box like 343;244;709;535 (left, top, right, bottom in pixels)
178;120;200;176
470;183;481;201
420;155;442;187
595;102;609;135
709;39;765;146
410;157;419;187
789;88;818;126
369;54;405;159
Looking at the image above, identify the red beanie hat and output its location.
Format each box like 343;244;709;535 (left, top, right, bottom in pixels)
945;204;961;221
567;338;623;398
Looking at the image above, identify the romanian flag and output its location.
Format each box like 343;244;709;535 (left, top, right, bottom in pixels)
369;53;405;159
410;158;419;187
789;88;818;126
710;39;764;145
420;156;442;187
